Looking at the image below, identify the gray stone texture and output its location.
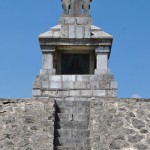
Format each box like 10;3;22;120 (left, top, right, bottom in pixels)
1;98;150;150
90;98;150;150
59;17;92;38
54;100;91;150
33;74;117;98
39;24;112;41
0;98;55;150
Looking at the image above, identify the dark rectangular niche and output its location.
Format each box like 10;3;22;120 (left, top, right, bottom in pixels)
61;54;90;75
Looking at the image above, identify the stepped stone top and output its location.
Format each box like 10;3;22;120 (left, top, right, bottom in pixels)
39;25;112;39
38;1;112;39
32;1;117;98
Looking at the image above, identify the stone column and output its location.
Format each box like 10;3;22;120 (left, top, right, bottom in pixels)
41;47;56;75
95;46;110;74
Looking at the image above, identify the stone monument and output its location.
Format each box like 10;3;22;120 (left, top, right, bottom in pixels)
1;1;150;150
32;0;117;98
32;2;117;149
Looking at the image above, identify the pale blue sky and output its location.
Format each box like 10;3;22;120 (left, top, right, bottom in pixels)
0;0;150;98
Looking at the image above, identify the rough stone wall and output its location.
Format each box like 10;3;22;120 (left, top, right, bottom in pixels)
90;98;150;150
0;98;55;150
0;97;150;150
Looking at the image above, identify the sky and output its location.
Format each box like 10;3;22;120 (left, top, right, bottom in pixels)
0;0;150;98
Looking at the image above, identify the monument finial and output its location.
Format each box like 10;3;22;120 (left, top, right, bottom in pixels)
61;0;92;16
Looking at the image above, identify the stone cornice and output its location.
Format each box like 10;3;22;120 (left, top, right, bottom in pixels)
39;38;113;47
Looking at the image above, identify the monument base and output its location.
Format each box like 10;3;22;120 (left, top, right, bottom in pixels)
32;72;117;98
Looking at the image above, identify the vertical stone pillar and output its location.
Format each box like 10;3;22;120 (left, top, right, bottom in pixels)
41;47;56;75
95;46;110;74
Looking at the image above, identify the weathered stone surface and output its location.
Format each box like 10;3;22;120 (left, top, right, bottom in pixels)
81;90;92;97
1;98;150;150
43;90;57;97
42;81;49;89
90;98;150;150
32;89;41;97
109;136;129;149
93;90;106;96
132;119;145;129
128;134;143;143
135;144;148;150
62;75;76;81
33;74;117;98
55;129;71;138
54;100;90;150
70;90;80;97
0;98;55;150
62;82;75;89
50;81;62;89
49;75;61;82
59;17;92;38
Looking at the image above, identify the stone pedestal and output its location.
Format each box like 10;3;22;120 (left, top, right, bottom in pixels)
32;74;117;98
32;3;118;150
32;16;117;98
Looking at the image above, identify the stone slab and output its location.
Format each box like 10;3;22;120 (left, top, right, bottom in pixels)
80;90;93;97
42;81;49;89
32;89;42;97
70;90;80;97
49;75;62;82
62;75;76;81
76;75;90;82
110;81;117;89
62;82;75;89
50;81;62;89
74;82;87;89
93;90;106;96
43;91;57;97
57;90;70;97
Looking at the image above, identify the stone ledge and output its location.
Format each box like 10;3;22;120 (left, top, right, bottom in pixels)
33;89;115;98
1;98;149;103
